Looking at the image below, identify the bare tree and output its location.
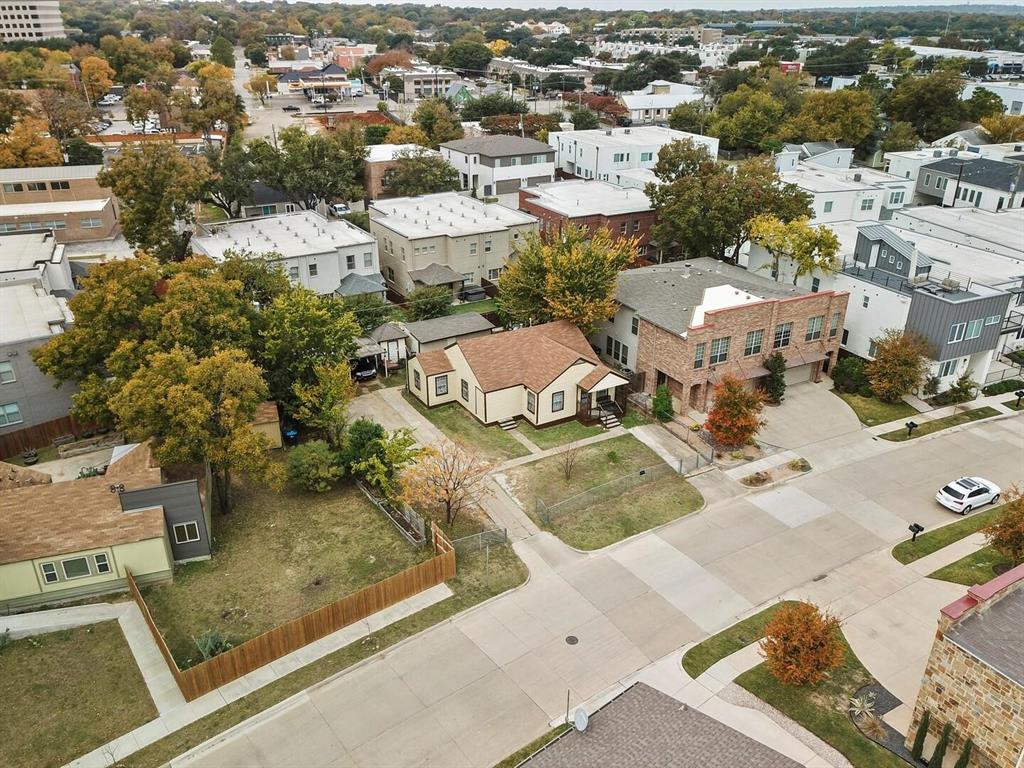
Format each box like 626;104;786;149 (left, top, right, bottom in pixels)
559;441;583;481
400;441;491;528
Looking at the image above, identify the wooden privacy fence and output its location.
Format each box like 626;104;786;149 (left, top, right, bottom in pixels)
0;414;88;459
126;522;456;702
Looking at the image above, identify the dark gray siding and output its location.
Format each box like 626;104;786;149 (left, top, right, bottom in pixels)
120;480;210;562
853;233;875;266
906;291;1011;360
0;339;78;435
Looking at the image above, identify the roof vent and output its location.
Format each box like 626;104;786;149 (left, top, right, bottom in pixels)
933;150;942;157
853;172;862;182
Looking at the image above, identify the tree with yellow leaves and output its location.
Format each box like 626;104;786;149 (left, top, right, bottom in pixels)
497;225;637;334
80;56;115;102
748;215;840;286
400;441;491;527
385;124;432;147
980;113;1024;144
246;73;278;105
0;117;62;167
487;39;511;57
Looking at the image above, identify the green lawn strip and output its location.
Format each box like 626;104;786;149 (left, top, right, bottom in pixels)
507;434;702;550
0;621;157;768
879;406;1000;442
142;479;430;666
681;601;797;679
619;407;652;429
3;443;61;465
927;546;1013;586
833;392;917;427
451;298;498;315
493;725;570;768
1003;399;1024;412
735;632;907;768
126;544;528;768
891;503;1005;565
402;391;530;463
517;419;604;450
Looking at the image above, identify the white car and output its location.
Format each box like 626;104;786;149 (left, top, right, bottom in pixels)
935;477;1001;515
329;203;351;216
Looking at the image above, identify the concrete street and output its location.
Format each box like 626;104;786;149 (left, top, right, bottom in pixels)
172;383;1022;768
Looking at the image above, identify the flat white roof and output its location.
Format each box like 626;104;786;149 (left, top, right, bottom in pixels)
192;211;375;261
0;284;72;344
892;206;1024;255
0;165;103;183
0;232;60;272
557;125;715;149
0;198;109;216
525;180;652;217
692;284;762;327
781;168;876;194
370;193;536;239
366;143;434;163
613;168;662;186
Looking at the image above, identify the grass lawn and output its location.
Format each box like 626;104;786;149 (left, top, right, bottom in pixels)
507;434;703;550
0;621;157;768
2;443;60;465
197;203;228;223
928;546;1013;586
493;725;569;768
451;298;498;315
681;601;797;679
879;406;1000;442
518;419;604;450
833;391;917;427
1004;398;1024;411
143;479;431;667
402;391;530;464
891;503;1006;564
736;632;907;768
126;543;528;768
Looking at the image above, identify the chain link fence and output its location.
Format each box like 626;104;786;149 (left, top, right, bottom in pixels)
357;482;426;547
451;527;508;554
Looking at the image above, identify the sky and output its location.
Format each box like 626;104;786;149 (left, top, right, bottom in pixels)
304;0;1024;9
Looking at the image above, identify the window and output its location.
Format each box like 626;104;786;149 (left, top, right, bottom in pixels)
363;252;373;268
709;336;730;365
2;182;22;192
631;317;639;336
811;277;820;293
618;344;628;365
868;340;878;357
631;219;640;232
94;553;111;574
805;315;824;341
947;322;966;343
889;191;904;205
612;152;628;162
469;242;477;255
533;154;547;163
937;359;958;377
26;181;45;191
386;266;395;282
484;239;492;253
975;193;982;207
0;361;14;383
612;339;621;361
61;556;91;579
173;521;200;544
744;329;763;357
288;266;299;280
862;295;870;308
50;180;69;190
985;315;1001;326
435;375;448;396
285;203;296;213
619;221;627;234
860;198;874;211
413;370;421;390
261;205;275;215
965;318;983;340
488;268;501;280
606;336;614;355
829;312;840;338
773;322;792;349
40;562;58;584
43;219;65;230
80;218;102;228
0;223;14;232
693;342;705;369
823;201;833;213
551;391;564;412
640;152;653;162
0;402;22;426
346;253;355;270
924;173;931;187
308;263;318;277
842;328;849;345
526;390;536;414
460;379;469;401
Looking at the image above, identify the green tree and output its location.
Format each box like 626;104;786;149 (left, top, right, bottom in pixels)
382;147;460;197
110;347;276;514
667;99;712;134
911;710;930;761
243;42;268;67
337;417;385;475
460;93;527;122
202;138;255;219
930;723;953;768
763;352;787;404
210;36;235;68
292;362;357;447
341;293;393;335
412;98;464;148
566;106;599;130
260;289;361;407
964;87;1006;122
781;89;878;149
63;136;104;165
286;440;342;492
404;285;453;321
865;329;931;403
886;70;965;142
443;40;493;72
881;121;920;153
35;88;99;142
652;384;674;422
983;486;1024;565
954;739;974;768
96;141;213;262
217;251;291;310
0;90;28;133
350;427;421;500
748;215;840;286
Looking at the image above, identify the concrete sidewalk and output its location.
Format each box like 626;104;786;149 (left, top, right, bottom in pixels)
866;391;1021;436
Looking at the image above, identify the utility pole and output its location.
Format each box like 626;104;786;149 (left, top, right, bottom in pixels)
949;161;966;208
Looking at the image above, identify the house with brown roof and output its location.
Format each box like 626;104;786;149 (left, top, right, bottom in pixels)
406;320;630;429
0;442;209;613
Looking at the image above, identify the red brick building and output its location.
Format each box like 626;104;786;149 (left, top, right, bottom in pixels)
595;260;849;412
519;180;658;263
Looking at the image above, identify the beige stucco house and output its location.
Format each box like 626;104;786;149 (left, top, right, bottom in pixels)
406;320;630;429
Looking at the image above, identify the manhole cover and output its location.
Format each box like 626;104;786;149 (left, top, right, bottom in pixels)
565;635;579;645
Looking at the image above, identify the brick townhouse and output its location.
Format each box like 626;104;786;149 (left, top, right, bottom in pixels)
595;260;849;412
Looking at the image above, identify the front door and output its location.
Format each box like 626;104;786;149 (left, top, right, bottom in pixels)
579;390;591;418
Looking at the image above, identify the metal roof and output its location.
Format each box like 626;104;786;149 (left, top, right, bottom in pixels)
440;135;553;157
0;165;104;182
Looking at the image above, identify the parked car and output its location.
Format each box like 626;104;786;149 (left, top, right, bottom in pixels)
329;202;351;216
935;477;1001;514
282;104;301;112
459;285;488;302
351;361;378;381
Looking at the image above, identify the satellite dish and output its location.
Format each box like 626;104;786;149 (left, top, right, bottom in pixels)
573;708;589;732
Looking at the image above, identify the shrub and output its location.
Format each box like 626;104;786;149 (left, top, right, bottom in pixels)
652;384;674;422
286;440;342;492
831;356;868;394
0;628;10;652
982;378;1024;396
337;417;386;474
194;629;233;660
760;601;845;686
922;375;940;397
954;739;973;768
930;722;952;767
787;458;811;472
930;373;977;406
866;329;931;403
762;351;787;404
705;375;766;449
983;485;1024;565
911;710;930;761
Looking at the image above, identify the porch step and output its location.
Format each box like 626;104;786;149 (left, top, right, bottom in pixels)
600;413;621;429
498;418;518;431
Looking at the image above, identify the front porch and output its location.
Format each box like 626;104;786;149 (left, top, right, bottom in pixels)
578;367;631;429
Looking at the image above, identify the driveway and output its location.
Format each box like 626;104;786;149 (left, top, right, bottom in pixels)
758;381;862;454
172;415;1022;768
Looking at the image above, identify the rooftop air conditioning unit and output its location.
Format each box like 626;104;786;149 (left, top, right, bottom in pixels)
853;172;862;182
909;274;928;286
933;150;942;157
941;277;961;291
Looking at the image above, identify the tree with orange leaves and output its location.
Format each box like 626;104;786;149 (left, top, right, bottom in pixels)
400;441;491;528
704;375;766;448
760;601;845;686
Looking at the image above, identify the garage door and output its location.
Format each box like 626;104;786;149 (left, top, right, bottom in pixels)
784;363;814;386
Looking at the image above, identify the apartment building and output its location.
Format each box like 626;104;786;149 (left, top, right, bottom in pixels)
439;136;555;197
0;198;118;243
617;25;723;45
380;65;457;98
595;259;848;412
549;126;719;181
915;156;1023;212
518;180;657;262
620;80;704;125
192;211;384;299
0;165;111;207
778;163;914;223
487;57;589;85
883;147;963;187
0;0;65;41
369;192;538;298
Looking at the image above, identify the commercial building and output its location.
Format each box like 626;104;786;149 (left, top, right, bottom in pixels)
379;64;457;99
0;165;111;207
487;57;589;85
620;80;704;125
0;198;117;243
192;211;384;299
439;136;555;198
596;259;848;412
518;180;657;262
617;26;723;45
961;81;1024;114
369;192;537;298
0;0;65;41
549;126;719;182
